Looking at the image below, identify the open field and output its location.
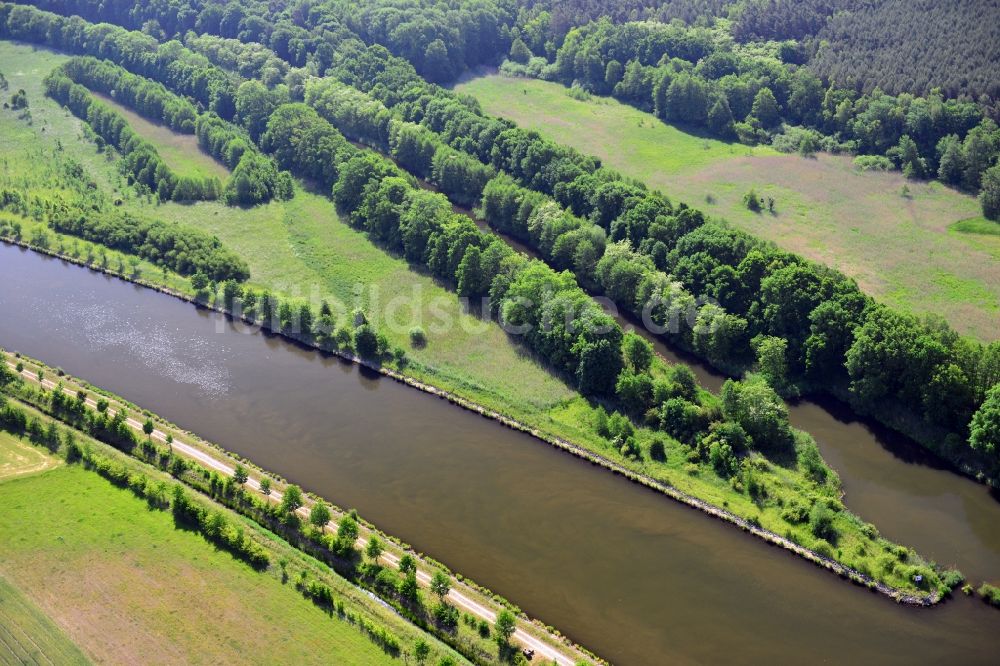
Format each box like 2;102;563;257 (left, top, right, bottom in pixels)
90;91;229;181
0;573;89;666
0;429;418;665
455;74;999;340
0;44;122;196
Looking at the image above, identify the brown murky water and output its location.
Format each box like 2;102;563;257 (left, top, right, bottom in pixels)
1;243;998;664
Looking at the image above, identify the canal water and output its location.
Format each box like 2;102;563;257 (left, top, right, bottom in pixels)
1;243;997;664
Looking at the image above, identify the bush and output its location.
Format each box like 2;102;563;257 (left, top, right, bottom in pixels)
808;501;838;543
781;500;808;524
433;601;459;628
408;326;427;348
353;325;380;359
743;189;762;212
853;155;893;172
649;438;666;461
978;583;1000;608
939;569;965;592
813;539;834;559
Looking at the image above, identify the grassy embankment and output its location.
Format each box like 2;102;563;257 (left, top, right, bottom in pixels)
0;396;471;665
0;41;958;598
454;74;999;341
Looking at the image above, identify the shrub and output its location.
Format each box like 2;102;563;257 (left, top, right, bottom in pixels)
649;438;666;461
743;189;762;212
809;501;838;543
354;324;380;359
939;569;965;592
796;435;829;484
813;539;834;559
853;155;893;172
860;522;879;540
432;601;459;628
408;326;427;348
978;583;1000;608
781;500;809;524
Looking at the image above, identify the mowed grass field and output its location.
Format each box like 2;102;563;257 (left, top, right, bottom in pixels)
90;91;230;181
0;573;89;666
455;75;998;340
0;429;61;481
0;432;400;665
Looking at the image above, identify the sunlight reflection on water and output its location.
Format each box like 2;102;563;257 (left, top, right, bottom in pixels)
51;299;231;397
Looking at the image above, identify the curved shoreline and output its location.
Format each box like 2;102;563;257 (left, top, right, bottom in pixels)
0;236;941;606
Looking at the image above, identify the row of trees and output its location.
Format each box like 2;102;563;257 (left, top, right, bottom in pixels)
60;55;198;131
194;113;293;205
306;78;495;207
315;0;516;83
1;3;239;118
57;54;293;206
258;102;627;394
223;22;1000;481
13;1;999;480
257;96;832;478
42;203;249;281
44;66;219;202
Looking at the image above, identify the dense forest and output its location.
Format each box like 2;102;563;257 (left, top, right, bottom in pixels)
2;1;999;489
809;0;1000;103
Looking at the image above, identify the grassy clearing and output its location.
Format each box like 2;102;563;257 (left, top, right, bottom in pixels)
455;74;998;340
0;43;121;196
458;73;778;173
0;42;223;183
90;90;229;181
0;573;88;666
0;429;61;481
0;423;459;665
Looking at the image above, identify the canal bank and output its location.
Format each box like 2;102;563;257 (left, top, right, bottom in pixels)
0;238;939;604
2;241;998;664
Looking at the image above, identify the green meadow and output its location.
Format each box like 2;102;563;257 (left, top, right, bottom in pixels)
456;74;998;340
0;423;451;665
